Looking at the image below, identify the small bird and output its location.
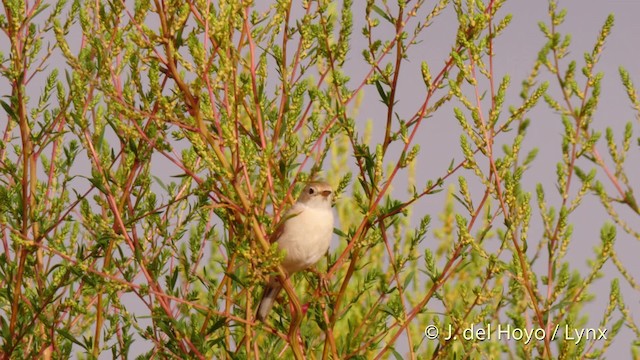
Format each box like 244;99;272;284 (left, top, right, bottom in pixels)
256;181;334;322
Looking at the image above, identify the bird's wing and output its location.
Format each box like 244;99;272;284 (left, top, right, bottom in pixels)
268;206;303;243
269;218;286;244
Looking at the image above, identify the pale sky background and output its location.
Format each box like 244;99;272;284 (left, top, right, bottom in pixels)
344;1;640;358
2;0;639;358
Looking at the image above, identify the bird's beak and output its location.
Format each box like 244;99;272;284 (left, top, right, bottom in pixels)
321;190;332;197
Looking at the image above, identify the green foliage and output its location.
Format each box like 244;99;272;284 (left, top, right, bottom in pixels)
0;0;638;359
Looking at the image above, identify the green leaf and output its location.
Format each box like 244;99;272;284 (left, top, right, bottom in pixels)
374;80;389;105
0;99;17;121
403;271;415;290
225;271;245;287
58;329;87;348
371;5;393;24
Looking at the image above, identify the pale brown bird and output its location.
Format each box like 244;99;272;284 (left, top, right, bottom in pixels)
256;181;334;321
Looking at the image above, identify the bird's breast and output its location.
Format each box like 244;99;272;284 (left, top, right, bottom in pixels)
276;205;334;273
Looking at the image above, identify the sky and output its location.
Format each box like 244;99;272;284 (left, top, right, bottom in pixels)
344;0;640;357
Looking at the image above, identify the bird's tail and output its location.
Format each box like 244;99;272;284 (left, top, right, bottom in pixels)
256;278;283;322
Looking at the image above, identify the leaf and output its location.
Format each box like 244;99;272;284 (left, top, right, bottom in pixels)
225;271;245;287
391;348;404;360
206;317;227;334
168;267;179;290
403;271;415;290
333;227;348;238
29;3;51;21
87;175;107;194
371;5;394;24
374;80;389;105
57;329;87;349
0;99;17;121
624;189;639;214
452;194;469;210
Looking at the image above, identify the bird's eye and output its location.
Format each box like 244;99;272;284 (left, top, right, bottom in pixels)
308;187;315;195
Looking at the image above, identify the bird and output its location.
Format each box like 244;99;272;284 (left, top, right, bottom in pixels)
256;181;334;322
